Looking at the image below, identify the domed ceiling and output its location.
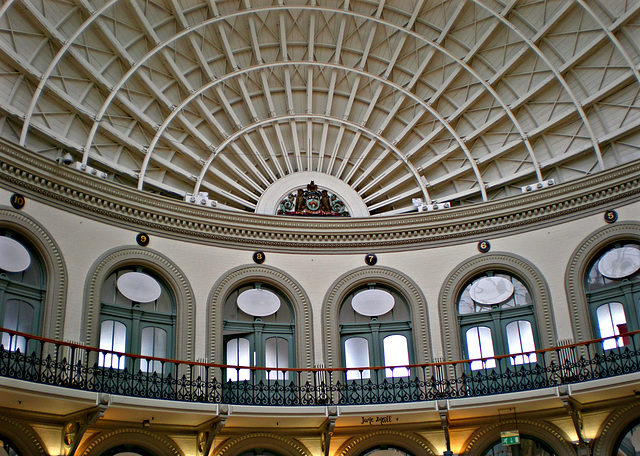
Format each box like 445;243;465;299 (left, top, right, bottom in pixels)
0;0;639;216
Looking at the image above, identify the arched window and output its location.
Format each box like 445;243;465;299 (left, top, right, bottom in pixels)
457;272;537;370
0;434;20;456
98;267;176;372
339;285;413;379
0;232;45;353
480;436;557;455
223;283;294;381
585;243;640;349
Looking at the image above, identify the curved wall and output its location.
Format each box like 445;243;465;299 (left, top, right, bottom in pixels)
0;143;639;455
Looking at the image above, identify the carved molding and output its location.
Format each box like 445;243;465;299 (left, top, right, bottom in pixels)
0;140;639;253
592;400;640;455
0;207;67;340
79;428;182;456
439;253;557;363
83;247;195;361
564;222;640;342
207;265;314;369
213;433;311;456
334;430;437;456
0;415;48;456
461;418;576;456
322;266;430;368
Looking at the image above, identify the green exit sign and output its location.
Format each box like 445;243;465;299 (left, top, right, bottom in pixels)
501;431;520;446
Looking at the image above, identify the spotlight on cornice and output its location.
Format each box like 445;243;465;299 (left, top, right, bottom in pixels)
70;161;108;179
184;192;217;208
521;179;555;193
412;198;451;212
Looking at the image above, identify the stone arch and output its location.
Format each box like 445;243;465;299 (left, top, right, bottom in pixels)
565;222;640;342
335;430;437;456
207;265;314;369
0;207;67;340
213;433;311;456
460;418;575;456
592;399;640;455
82;246;195;361
322;266;430;368
79;428;182;456
0;415;48;456
439;252;556;363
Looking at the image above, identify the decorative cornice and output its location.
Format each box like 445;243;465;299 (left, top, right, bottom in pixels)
1;140;639;253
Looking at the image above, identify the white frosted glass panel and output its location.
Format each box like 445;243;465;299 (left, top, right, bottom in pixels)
237;288;281;317
0;236;31;272
265;337;289;380
351;289;395;316
506;320;537;365
116;272;161;303
597;302;627;349
466;326;496;370
226;338;251;381
99;320;126;369
345;337;371;380
2;300;33;352
383;334;409;377
140;327;167;373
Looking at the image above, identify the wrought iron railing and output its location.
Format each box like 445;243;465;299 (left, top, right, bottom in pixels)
1;328;640;406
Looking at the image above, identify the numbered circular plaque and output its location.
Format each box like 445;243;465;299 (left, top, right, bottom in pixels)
253;251;266;264
237;288;280;316
136;233;150;246
0;237;31;272
10;194;25;209
365;254;377;266
117;272;162;303
604;210;618;224
477;241;491;253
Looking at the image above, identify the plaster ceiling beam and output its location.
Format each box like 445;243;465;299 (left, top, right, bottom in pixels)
334;0;405;179
192;112;425;201
405;0;636;178
305;2;317;172
402;0;575;158
367;186;419;213
75;0;262;195
317;1;349;174
340;1;466;185
168;1;277;188
465;0;604;171
129;0;269;193
0;38;209;186
276;3;304;173
243;1;286;180
393;0;545;186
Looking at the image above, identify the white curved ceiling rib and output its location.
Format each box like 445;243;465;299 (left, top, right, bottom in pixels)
0;0;639;216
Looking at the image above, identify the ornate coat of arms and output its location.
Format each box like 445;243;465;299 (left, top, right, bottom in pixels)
278;181;349;216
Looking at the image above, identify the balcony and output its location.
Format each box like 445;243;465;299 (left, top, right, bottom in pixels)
1;327;639;407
